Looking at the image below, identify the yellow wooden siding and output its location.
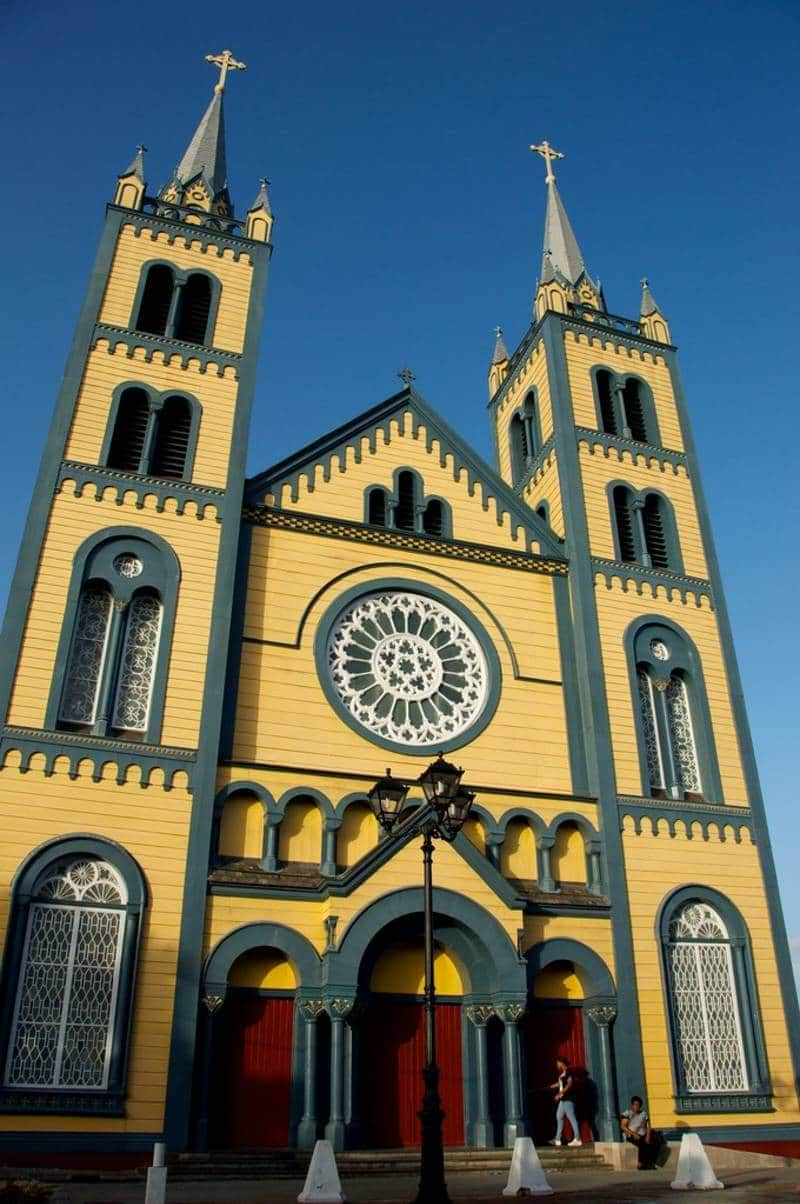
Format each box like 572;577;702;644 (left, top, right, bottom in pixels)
622;822;800;1124
578;445;708;577
595;580;748;803
563;332;684;452
278;799;323;864
462;815;486;855
370;943;465;994
7;487;220;747
227;950;297;989
534;963;585;999
524;453;565;539
493;341;553;486
99;223;253;354
219;793;264;859
551;823;586;884
0;764;191;1134
265;414;541;555
337;804;378;868
235;529;571;793
500;819;536;879
522;914;616;980
64;341;239;490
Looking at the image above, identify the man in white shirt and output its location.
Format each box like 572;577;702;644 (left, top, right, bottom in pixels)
621;1095;656;1169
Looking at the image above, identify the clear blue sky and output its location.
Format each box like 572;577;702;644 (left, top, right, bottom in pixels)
2;2;799;969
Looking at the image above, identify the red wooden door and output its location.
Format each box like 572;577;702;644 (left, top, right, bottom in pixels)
216;993;295;1148
524;1005;592;1144
360;1000;464;1147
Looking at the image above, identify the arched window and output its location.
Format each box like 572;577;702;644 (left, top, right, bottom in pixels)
107;388;150;472
630;621;721;802
660;890;770;1110
509;408;534;486
102;386;198;482
50;533;178;744
150;396;192;479
596;370;618;435
394;471;416;531
613;486;637;562
367;488;387;527
135;264;174;336
594;369;660;445
622;379;648;442
642;494;669;569
0;841;146;1113
422;499;444;536
173;273;212;344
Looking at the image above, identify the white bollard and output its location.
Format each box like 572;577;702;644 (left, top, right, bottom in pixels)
670;1132;724;1191
145;1141;168;1204
298;1139;346;1203
502;1136;554;1196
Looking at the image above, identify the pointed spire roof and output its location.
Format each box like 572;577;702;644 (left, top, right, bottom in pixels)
175;89;228;198
492;326;509;364
541;178;586;284
121;145;146;181
640;277;660;316
248;177;272;216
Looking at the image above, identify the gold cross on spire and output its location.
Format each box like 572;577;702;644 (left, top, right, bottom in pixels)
530;139;565;184
205;49;247;94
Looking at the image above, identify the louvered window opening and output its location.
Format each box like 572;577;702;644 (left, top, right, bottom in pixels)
368;489;387;526
58;585;112;728
150;397;191;478
107;389;150;472
623;381;649;442
394;472;416;531
667;902;748;1094
5;859;126;1091
613;487;637;562
173;274;212;344
422;499;444;536
643;494;669;569
135;265;174;336
597;371;618;435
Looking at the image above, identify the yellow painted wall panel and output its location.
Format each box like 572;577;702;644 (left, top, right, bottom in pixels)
371;943;464;995
337;804;378;868
493;340;554;486
551;823;586;884
524;452;565;540
278;799;322;864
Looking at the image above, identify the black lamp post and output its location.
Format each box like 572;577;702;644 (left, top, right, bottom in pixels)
368;753;477;1204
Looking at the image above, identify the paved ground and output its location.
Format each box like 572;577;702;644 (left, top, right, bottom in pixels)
16;1164;800;1203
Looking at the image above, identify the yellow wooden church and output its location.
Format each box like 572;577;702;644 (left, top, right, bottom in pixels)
0;55;798;1162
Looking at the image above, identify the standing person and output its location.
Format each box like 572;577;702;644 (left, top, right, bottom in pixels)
620;1095;657;1169
548;1057;583;1147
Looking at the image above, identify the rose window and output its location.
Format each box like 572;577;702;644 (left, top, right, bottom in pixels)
326;591;490;748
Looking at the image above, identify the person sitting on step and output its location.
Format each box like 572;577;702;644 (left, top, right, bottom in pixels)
621;1095;658;1169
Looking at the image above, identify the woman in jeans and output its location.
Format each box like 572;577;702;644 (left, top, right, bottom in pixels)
548;1057;583;1147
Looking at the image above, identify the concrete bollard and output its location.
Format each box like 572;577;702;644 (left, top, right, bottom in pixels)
502;1136;554;1196
670;1132;724;1191
298;1139;346;1203
145;1141;168;1204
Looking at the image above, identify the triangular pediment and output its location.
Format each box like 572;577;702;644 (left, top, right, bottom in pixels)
245;386;564;559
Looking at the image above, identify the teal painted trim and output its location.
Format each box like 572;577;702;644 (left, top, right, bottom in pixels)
592;557;712;606
674;1094;772;1114
553;574;589;795
0;835;146;1117
121;201;257;255
525;937;615;997
203;922;322;995
276;786;335;820
128;259;222;349
1;725;195;789
246;386;563;559
666;350;800;1094
43;526;180;745
99;381;202;482
451;831;529;909
590;365;661;447
93;323;240;374
58;462;224;516
542;312;646;1107
210;781;279;869
662;1122;800;1142
575;426;686;473
0;207;126;726
657;885;772;1104
333;791;371;819
0;1131;162;1153
618;797;752;841
362;466;454;539
162;241;270;1153
312;576;502;756
326;886;526;998
219;523;253;760
605;480;684;575
623;614;725;805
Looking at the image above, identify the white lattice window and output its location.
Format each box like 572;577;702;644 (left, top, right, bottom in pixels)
637;670;664;790
667;902;748;1093
326;590;490;748
58;585;112;726
5;859;126;1090
666;675;702;794
111;593;162;732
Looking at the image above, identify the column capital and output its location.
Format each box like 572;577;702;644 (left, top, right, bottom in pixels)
466;1003;496;1027
497;1001;527;1024
587;1003;617;1027
299;997;327;1021
201;993;224;1014
326;995;356;1019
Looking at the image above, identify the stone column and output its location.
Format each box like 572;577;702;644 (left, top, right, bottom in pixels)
324;997;354;1150
486;833;503;872
500;1003;526;1145
466;1005;495;1148
194;992;225;1151
262;816;280;871
537;836;556;893
587;1003;617;1141
631;497;651;567
588;841;604;895
297;999;325;1150
321;820;339;878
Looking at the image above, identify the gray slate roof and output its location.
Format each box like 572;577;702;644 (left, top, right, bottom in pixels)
541;179;586;284
175;91;228;197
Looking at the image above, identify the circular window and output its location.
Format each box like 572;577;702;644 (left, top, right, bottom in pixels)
650;638;670;661
322;589;496;752
113;553;143;579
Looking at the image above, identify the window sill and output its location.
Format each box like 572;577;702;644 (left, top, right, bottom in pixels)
0;1088;125;1116
675;1092;773;1114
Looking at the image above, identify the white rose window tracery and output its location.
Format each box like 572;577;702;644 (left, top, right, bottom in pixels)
326;591;489;748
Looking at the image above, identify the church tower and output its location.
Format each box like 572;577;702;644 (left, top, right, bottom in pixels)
0;52;271;1148
489;142;800;1132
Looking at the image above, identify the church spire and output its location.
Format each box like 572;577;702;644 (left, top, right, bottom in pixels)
639;277;671;343
488;326;510;399
530;140;587;285
159;49;246;218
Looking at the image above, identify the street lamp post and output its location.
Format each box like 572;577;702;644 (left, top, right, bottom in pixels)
368;754;477;1204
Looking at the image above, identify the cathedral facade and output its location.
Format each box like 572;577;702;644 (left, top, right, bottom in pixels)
0;60;798;1159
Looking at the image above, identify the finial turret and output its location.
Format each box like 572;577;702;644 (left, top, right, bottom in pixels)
205;49;247;94
488;327;510;399
246;177;274;243
639;278;671;343
530;139;565;185
113;145;147;210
